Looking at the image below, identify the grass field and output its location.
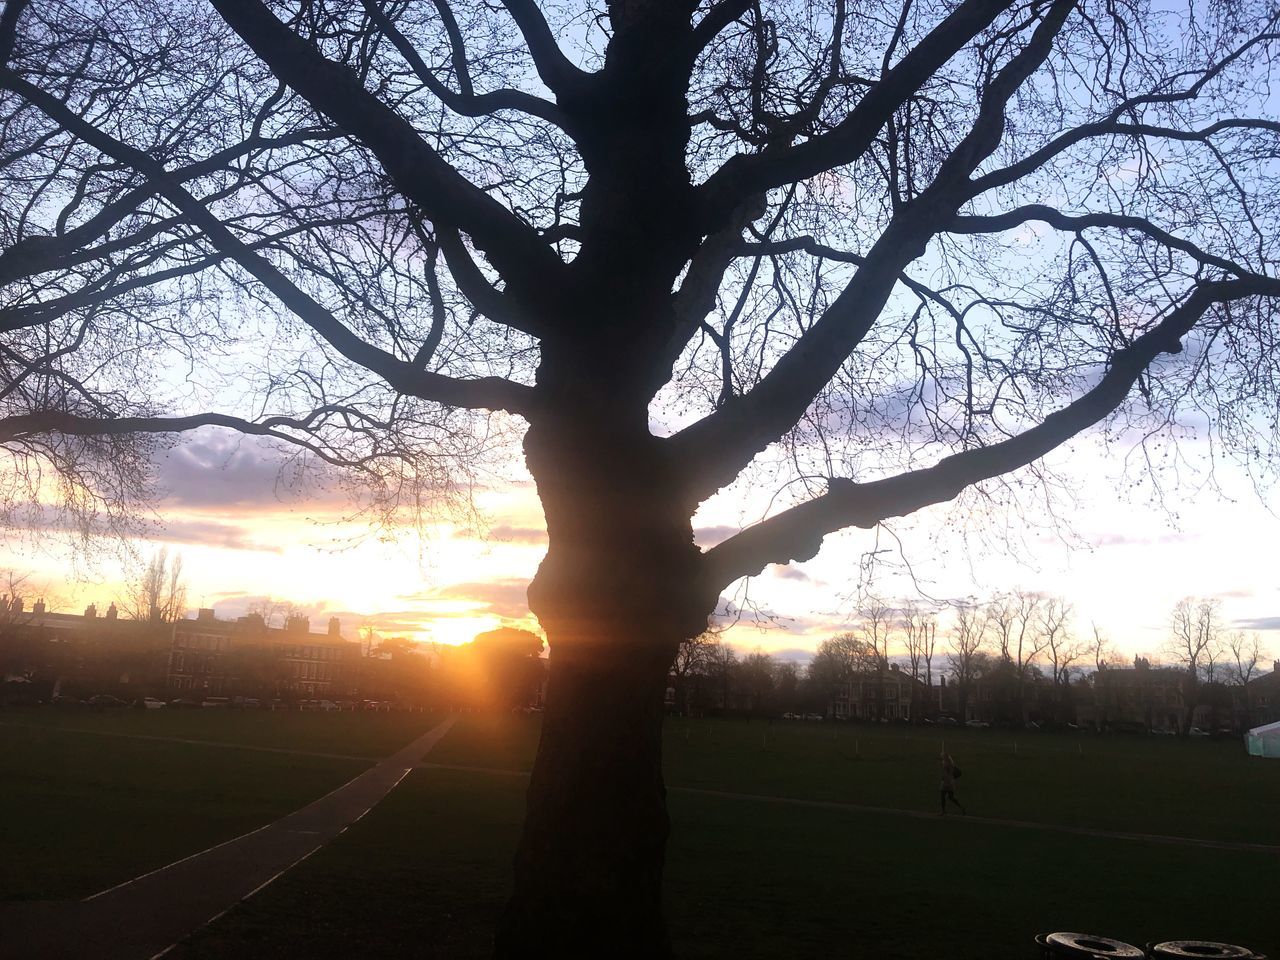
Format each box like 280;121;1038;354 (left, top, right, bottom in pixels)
0;707;439;900
181;715;1278;959
5;710;1277;958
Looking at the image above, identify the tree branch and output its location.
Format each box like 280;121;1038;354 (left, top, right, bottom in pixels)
0;67;535;415
702;278;1277;589
696;0;1018;229
208;0;566;316
495;0;591;99
672;0;1076;500
358;0;568;128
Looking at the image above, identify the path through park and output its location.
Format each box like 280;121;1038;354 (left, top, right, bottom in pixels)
1;716;457;960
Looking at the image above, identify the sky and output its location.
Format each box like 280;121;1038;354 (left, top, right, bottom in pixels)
1;420;1277;668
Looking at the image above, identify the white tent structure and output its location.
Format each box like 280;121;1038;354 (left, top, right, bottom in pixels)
1246;720;1280;758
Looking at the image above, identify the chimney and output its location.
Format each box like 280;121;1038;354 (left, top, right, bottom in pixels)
328;617;341;637
84;603;97;618
10;596;22;613
197;608;215;622
286;615;309;634
106;603;118;621
33;598;45;615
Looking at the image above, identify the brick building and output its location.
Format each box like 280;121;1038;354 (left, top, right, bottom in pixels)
167;609;359;700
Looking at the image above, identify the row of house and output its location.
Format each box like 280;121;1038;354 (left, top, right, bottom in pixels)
0;599;429;704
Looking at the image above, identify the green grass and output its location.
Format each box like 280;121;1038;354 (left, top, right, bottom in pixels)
426;715;1280;844
0;705;441;758
9;712;1278;957
169;765;1279;960
0;708;443;901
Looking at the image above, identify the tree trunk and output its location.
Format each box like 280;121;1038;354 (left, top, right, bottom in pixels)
495;634;679;957
494;410;708;957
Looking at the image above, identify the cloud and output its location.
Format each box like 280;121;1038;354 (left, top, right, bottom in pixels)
1233;616;1280;632
770;564;810;582
436;579;530;618
694;525;740;548
1091;532;1198;548
487;524;547;545
153;518;284;553
759;646;816;664
154;432;345;512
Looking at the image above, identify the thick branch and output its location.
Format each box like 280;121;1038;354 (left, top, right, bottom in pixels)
0;68;535;415
359;0;568;128
209;0;565;316
696;0;1017;228
949;205;1270;278
702;278;1275;589
496;0;591;99
672;0;1075;500
0;410;383;469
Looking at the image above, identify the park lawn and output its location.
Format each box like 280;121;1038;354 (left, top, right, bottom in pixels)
0;722;367;901
0;705;440;758
430;715;1280;844
167;766;1279;960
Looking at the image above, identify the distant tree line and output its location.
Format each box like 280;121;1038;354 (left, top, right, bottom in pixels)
672;592;1271;733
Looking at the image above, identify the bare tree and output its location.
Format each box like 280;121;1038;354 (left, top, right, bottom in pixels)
1227;629;1266;726
1228;630;1265;687
1039;596;1079;685
1090;623;1118;673
1167;596;1225;733
119;547;186;623
738;647;776;714
902;600;938;718
670;630;715;715
5;0;1280;950
947;602;988;719
856;596;893;718
986;589;1047;720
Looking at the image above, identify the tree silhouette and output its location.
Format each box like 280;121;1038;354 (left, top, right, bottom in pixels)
3;0;1280;952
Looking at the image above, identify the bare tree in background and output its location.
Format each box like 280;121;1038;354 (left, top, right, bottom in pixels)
1228;630;1265;686
947;601;988;720
1038;596;1080;712
119;547;186;623
1167;596;1224;734
1227;629;1266;726
670;630;715;715
1090;623;1118;673
856;596;893;718
5;0;1280;949
902;600;938;719
987;589;1047;721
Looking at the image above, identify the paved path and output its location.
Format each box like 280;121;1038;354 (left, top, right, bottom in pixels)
2;717;457;960
418;762;1280;855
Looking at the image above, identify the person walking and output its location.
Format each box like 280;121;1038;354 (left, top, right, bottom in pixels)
939;751;966;816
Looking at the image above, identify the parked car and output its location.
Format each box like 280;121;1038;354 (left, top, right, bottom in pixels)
168;698;202;709
964;719;990;729
1189;726;1210;737
781;712;801;720
201;697;230;709
803;712;824;721
136;697;166;710
935;716;959;726
87;695;127;708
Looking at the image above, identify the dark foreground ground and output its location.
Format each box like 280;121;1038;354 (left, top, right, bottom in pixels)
4;710;1276;959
